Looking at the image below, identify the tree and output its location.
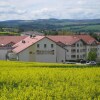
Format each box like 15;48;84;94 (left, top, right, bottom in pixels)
58;30;74;35
87;49;97;61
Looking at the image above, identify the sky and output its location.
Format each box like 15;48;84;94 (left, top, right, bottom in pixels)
0;0;100;21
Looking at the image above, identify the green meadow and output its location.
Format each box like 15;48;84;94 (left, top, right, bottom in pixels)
0;61;100;100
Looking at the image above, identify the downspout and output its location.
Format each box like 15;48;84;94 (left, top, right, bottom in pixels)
56;48;57;63
17;54;19;61
65;49;67;62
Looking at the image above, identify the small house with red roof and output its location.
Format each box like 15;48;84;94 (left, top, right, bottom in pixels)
0;36;27;60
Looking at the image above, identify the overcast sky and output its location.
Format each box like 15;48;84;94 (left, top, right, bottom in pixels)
0;0;100;21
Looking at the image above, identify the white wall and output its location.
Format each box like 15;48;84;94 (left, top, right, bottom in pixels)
65;46;71;60
65;40;86;61
97;44;100;61
35;38;57;63
17;37;66;63
18;47;30;61
0;49;8;60
17;38;58;63
56;45;66;63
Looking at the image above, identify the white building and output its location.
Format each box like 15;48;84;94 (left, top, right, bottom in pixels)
8;35;99;63
48;35;98;61
12;35;65;63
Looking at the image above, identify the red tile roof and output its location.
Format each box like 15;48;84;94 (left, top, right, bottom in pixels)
47;35;97;45
76;35;97;44
47;35;81;45
12;35;97;54
13;36;45;53
0;36;27;46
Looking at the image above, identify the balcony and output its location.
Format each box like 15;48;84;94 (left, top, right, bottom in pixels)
71;49;76;53
71;51;76;53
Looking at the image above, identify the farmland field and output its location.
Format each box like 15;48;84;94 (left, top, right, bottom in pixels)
0;32;18;36
0;61;100;100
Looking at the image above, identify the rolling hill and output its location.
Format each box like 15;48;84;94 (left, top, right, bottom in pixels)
0;19;100;33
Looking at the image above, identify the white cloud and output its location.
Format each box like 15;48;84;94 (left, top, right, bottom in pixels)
0;0;100;20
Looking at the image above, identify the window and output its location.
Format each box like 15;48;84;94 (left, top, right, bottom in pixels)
71;49;76;53
77;44;79;47
37;44;40;48
83;54;86;58
66;49;69;52
80;55;82;58
44;44;46;48
29;51;32;54
37;50;40;54
50;50;54;55
51;44;54;48
83;49;86;52
71;55;76;58
77;49;79;53
36;50;54;55
80;49;83;52
77;55;79;58
7;44;12;47
72;44;75;47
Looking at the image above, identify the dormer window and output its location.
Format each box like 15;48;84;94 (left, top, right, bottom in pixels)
7;44;12;47
22;40;25;43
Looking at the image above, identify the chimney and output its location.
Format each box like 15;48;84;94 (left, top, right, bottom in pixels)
30;35;33;38
22;40;25;43
30;34;36;38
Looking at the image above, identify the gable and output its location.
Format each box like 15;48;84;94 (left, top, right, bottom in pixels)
90;41;97;46
13;36;66;54
12;36;45;54
0;36;27;47
70;39;87;47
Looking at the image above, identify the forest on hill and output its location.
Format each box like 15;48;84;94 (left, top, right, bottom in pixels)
0;19;100;32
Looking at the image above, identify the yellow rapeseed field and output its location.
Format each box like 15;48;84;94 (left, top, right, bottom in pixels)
0;61;100;100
